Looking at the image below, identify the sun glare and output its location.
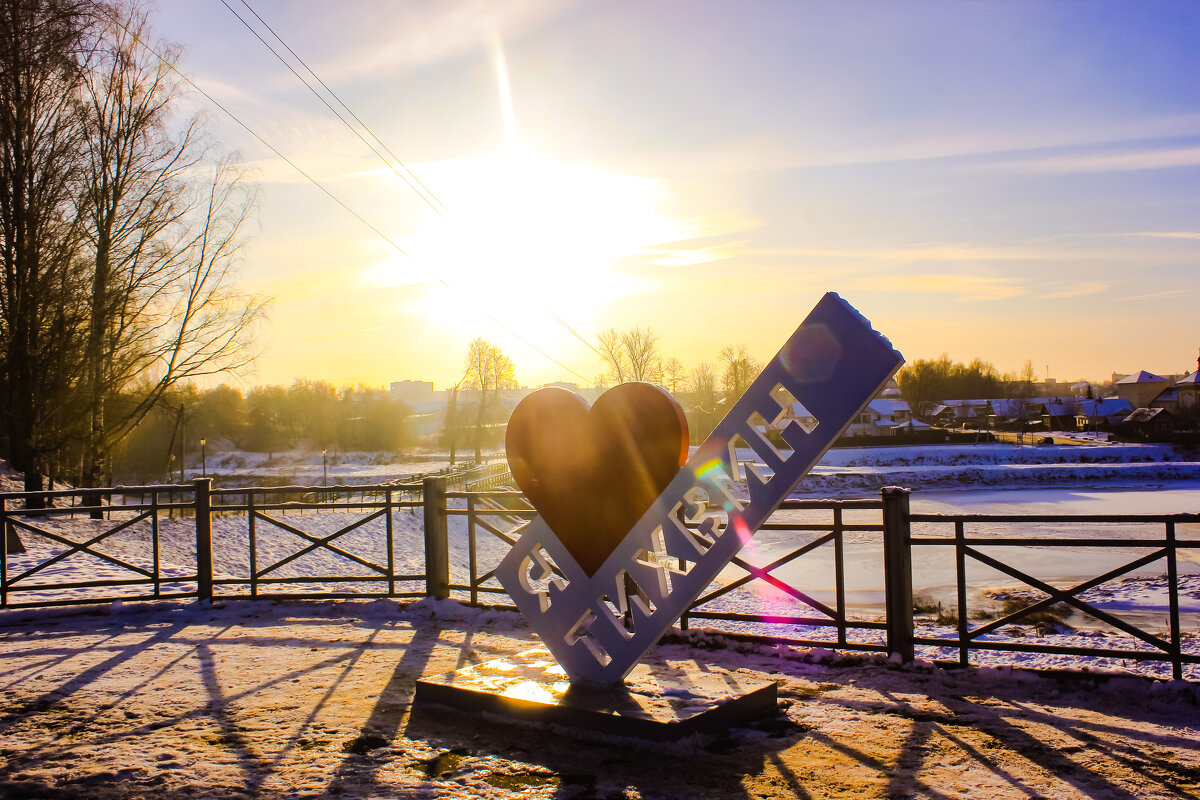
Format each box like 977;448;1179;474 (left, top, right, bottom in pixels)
363;150;693;344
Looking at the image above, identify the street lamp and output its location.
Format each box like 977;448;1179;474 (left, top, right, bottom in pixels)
200;437;207;477
322;448;328;486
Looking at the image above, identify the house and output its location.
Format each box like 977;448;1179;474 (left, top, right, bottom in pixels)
890;418;931;435
929;399;988;428
1123;407;1178;439
1113;371;1170;410
775;400;819;435
1176;370;1200;415
1040;397;1082;429
843;399;914;437
1074;398;1133;430
988;398;1045;430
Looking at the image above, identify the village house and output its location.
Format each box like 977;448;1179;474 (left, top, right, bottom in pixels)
1074;398;1133;430
1123;406;1179;439
1176;370;1200;414
843;398;915;436
929;399;989;428
1113;370;1170;410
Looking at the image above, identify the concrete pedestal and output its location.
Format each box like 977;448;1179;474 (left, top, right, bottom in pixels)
414;647;778;742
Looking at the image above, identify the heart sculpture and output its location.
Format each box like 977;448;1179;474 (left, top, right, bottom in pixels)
506;383;688;576
496;293;904;685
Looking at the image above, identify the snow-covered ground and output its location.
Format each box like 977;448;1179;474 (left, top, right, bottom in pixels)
194;449;491;488
796;441;1200;495
1;598;1198;799
182;440;1200;494
4;441;1200;681
3;441;1200;797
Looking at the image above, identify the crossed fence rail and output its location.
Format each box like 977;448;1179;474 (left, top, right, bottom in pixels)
2;476;1198;679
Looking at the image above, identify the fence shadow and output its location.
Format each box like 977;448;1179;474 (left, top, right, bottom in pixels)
2;600;1197;798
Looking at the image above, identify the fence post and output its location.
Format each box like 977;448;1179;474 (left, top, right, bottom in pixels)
194;478;213;601
882;486;914;663
423;476;449;600
2;496;24;555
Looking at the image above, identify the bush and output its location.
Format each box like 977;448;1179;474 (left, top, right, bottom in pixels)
999;597;1074;635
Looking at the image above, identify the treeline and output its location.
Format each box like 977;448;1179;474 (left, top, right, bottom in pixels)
0;1;261;498
897;355;1035;415
113;381;411;483
595;327;762;440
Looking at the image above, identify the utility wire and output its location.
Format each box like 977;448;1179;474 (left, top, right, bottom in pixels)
107;12;591;383
237;0;449;217
226;0;607;363
221;0;448;219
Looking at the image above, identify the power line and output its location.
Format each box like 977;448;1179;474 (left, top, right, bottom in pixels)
106;11;592;384
237;0;450;218
224;1;607;363
221;0;449;219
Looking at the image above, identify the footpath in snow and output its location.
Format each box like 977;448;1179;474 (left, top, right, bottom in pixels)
1;598;1198;800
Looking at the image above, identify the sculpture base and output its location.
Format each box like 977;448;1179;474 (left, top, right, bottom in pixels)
413;647;778;742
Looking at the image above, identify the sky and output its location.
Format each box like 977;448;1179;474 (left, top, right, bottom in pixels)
151;0;1200;392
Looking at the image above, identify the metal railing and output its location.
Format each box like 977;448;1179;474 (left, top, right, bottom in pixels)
0;483;200;608
908;510;1200;680
677;495;893;653
3;477;1197;680
208;483;427;599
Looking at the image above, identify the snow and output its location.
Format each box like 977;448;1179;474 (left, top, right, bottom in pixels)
6;442;1200;681
2;441;1200;794
200;449;495;488
795;441;1200;495
1;598;1198;798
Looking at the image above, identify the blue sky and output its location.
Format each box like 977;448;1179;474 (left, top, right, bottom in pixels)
153;0;1200;389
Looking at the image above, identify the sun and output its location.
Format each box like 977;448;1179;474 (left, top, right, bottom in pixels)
363;149;692;347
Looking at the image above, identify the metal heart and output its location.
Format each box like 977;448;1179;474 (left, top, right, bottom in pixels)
495;292;905;686
506;383;688;576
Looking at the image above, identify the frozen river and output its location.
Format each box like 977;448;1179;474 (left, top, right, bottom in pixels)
744;484;1200;625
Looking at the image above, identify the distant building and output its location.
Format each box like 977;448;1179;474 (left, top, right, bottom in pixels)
930;399;990;427
1123;407;1179;439
1031;378;1074;398
843;399;914;437
1113;371;1170;410
1176;371;1200;414
390;380;436;404
1074;398;1133;430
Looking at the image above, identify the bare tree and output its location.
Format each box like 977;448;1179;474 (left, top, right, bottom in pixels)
688;361;719;441
596;327;626;385
465;337;516;463
0;1;263;512
0;0;93;499
81;152;263;487
78;6;263;489
719;343;760;401
661;356;688;394
596;325;661;384
621;325;659;382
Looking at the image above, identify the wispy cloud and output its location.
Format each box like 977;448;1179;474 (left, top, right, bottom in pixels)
315;0;570;81
646;242;742;267
849;274;1027;301
1046;282;1108;299
739;243;1122;263
1113;231;1200;241
998;147;1200;174
641;114;1200;176
1123;288;1195;302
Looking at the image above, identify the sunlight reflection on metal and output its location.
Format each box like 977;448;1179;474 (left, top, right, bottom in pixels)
496;292;904;685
